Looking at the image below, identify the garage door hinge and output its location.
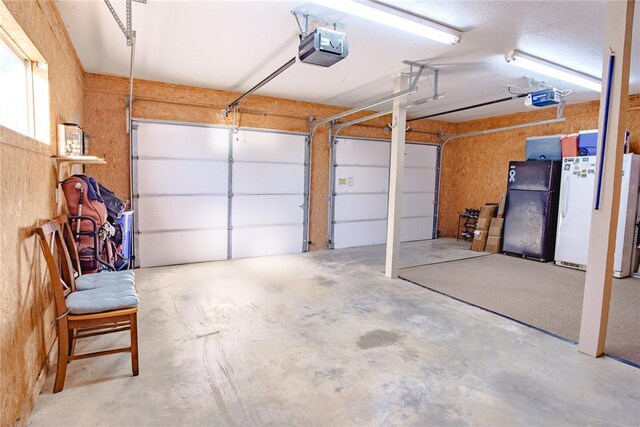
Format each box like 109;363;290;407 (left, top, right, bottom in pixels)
228;192;234;197
228;158;234;163
227;226;233;231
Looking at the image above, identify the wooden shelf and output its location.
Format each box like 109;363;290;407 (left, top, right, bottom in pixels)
52;155;106;166
53;156;107;211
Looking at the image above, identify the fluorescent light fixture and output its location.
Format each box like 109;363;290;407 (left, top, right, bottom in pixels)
505;50;601;92
310;0;462;45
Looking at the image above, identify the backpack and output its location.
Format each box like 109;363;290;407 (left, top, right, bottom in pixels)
61;175;108;236
61;175;128;273
98;182;126;220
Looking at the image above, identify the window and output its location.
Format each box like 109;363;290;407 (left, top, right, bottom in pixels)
0;29;31;135
0;24;49;143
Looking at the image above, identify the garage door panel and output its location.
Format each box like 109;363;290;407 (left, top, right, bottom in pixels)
336;138;389;166
401;216;433;241
234;130;304;163
232;226;302;259
137;196;227;232
234;163;304;194
334;220;387;249
334;194;388;222
138;229;227;267
231;132;306;258
335;166;389;194
403;167;436;193
404;144;437;168
136;122;229;159
332;139;437;248
136;159;228;195
233;195;303;226
402;192;434;217
334;216;434;249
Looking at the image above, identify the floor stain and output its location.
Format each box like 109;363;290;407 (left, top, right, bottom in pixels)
313;276;337;287
357;329;403;349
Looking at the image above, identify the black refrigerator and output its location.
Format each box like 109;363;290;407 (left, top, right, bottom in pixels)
503;160;562;261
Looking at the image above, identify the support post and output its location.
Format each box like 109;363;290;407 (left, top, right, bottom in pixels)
385;74;409;278
578;0;634;357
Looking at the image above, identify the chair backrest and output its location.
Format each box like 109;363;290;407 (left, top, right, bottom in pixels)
35;220;78;317
56;214;82;278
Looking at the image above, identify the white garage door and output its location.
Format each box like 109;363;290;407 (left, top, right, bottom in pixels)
133;121;307;267
133;122;229;267
331;137;438;249
231;130;306;259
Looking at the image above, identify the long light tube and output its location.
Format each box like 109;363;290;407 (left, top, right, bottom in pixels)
505;50;601;92
311;0;461;45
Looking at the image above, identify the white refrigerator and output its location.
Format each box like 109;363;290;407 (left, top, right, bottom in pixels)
555;153;640;278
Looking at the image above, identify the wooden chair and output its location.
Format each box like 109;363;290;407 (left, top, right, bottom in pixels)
56;214;82;282
35;219;139;393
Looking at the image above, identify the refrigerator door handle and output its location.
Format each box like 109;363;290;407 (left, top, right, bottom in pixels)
562;175;570;218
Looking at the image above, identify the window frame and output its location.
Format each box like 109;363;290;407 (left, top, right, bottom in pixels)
0;25;36;138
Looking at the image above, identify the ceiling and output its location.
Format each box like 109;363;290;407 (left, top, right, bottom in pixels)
55;0;640;122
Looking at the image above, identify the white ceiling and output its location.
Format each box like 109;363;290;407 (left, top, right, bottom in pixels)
56;0;640;122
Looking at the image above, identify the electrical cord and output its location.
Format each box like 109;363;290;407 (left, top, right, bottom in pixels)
507;85;529;95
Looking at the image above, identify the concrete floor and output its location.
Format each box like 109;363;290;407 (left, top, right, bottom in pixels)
29;239;640;426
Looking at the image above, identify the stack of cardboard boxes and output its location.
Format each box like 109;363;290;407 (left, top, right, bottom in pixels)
485;219;504;253
485;195;507;253
471;203;498;251
471;195;506;253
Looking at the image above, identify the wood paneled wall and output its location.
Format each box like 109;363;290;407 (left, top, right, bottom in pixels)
84;74;451;250
438;95;640;238
85;73;640;245
0;1;84;425
5;3;640;423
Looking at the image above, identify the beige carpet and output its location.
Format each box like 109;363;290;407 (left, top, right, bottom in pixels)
400;254;640;366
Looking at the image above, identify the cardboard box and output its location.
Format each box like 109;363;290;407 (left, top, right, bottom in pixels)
485;245;499;254
497;194;506;218
489;217;504;228
471;239;487;252
486;235;500;245
479;204;499;218
471;230;488;252
476;217;491;231
473;229;488;240
485;236;502;253
489;227;503;238
489;218;504;237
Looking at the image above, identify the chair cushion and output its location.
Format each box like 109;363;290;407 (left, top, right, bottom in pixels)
76;270;135;291
66;282;139;315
